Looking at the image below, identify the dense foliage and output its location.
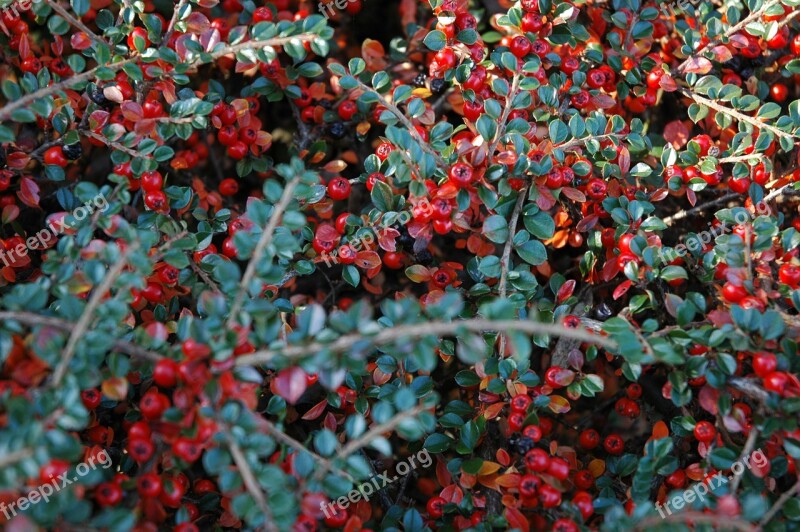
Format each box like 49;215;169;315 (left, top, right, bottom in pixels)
1;0;800;529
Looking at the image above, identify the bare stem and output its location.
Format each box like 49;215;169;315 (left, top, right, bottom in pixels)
227;175;302;327
235;318;616;367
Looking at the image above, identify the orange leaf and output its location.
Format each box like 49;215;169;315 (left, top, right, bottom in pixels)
355;251;381;270
102;377;129;401
504;507;530;532
588;458;606;477
651;420;670;441
495;473;520;488
547;395;571;414
477;461;502;476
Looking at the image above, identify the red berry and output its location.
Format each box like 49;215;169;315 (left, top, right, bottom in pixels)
519;474;540;497
96;482;123;507
383;251;404;270
338;100;358;120
426;496;446;518
510;35;532;58
693;420;716;443
153;358;180;388
510;394;532;413
604;434;624;455
778;263;800;288
44;146;68;167
579;429;600;450
141;171;163;192
127;27;150;50
327;177;351;200
449;163;475;188
137;472;163;498
752;351;777;378
81;388;102;409
219;178;239;196
252;6;273;22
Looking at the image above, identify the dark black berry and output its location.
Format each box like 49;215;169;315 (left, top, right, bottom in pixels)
413;73;427;88
329;122;346;139
62;143;82;160
398;233;414;249
593;302;613;321
430;78;447;94
319;100;332;109
509;436;536;454
88;85;108;106
415;249;433;266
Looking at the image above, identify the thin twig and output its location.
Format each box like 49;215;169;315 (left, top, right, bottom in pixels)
662;192;739;226
227;175;302;327
51;242;140;386
46;0;105;45
354;78;446;168
81;130;143;158
314;405;426;481
758;478;800;527
487;74;521;158
730;427;759;492
0;311;163;362
0;448;34;469
0;59;135;122
674;0;781;75
224;431;279;532
681;90;796;141
497;187;528;357
263;421;356;483
235;318;616;367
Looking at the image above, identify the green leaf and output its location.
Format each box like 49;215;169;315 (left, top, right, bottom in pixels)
516;240;547;265
423;30;447;52
482;215;509;244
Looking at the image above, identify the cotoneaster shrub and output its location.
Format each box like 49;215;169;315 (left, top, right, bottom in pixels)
0;0;799;530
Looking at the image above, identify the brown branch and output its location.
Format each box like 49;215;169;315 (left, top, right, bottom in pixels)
730;427;759;492
0;448;34;469
0;58;135;122
759;478;800;527
662;192;739;226
0;311;163;362
681;89;796;141
52;242;140;386
497;187;528;356
235;318;616;367
487;74;521;158
674;0;781;75
46;0;105;46
224;431;279;532
314;405;426;481
227;175;302;327
354;78;446;168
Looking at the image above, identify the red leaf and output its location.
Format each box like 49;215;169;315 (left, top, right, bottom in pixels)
355;250;381;269
659;74;678;92
557;279;576;303
17;177;40;208
575;214;599;232
302;399;328;421
686;188;697;207
6;152;31;170
2;205;19;224
120;102;143;122
504;508;530;532
377;227;400;252
710;45;733;63
613;279;632;300
683;57;713;74
274;367;307;405
601;257;620;283
698;385;719;415
663;120;690;149
560;187;586;202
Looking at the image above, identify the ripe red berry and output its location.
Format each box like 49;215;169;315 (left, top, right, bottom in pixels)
137;472;163;498
524;448;550;472
327;177;351;200
338;100;358;120
763;371;789;395
579;429;600;450
383;251;404;270
448;163;475;187
519;474;540;497
44;146;68;167
81;388;102;409
144;191;169;213
96;482;123;507
252;6;273;22
127;438;155;463
426;496;446;518
752;351;778;378
510;35;532;58
603;434;624;455
778;263;800;288
219;178;239;196
153;358;180;388
173;438;203;463
693;421;716;443
141;171;163;192
511;394;532;413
